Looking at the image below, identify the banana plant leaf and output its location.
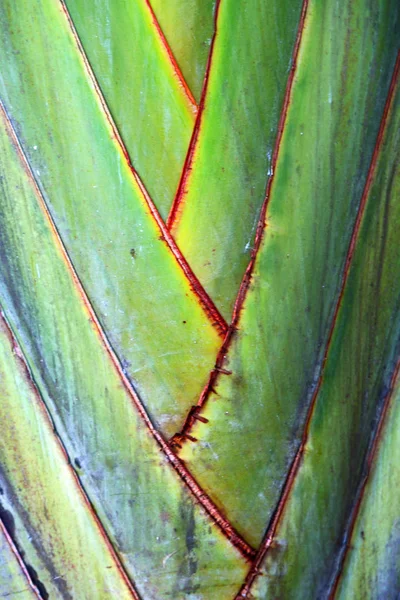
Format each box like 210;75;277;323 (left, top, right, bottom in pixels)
64;0;197;218
149;0;216;102
0;0;399;598
174;0;399;548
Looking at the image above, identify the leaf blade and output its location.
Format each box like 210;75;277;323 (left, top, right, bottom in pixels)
244;56;400;599
0;0;222;437
149;0;217;102
0;316;138;598
168;0;305;318
176;0;400;547
0;101;248;598
63;0;196;218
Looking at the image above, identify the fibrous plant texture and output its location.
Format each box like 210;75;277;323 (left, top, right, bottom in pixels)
0;1;399;598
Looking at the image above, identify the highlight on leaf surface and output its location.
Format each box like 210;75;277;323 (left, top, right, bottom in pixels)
0;0;399;598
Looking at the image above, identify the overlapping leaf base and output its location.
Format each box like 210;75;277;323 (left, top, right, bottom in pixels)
0;0;399;598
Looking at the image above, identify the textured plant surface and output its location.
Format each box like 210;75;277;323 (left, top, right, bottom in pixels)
0;1;399;598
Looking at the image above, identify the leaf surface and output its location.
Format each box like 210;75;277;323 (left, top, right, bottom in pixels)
0;524;39;599
0;104;247;599
0;315;137;599
149;0;216;102
335;364;400;600
176;0;400;547
244;58;400;599
0;0;224;438
168;0;304;318
64;0;197;218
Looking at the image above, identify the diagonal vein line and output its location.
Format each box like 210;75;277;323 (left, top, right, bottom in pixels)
59;0;228;337
166;0;222;231
0;309;141;600
0;517;42;599
328;355;400;599
170;0;310;446
1;101;253;561
234;50;400;599
144;0;198;111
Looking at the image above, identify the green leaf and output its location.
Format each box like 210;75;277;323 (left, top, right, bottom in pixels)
0;315;137;598
0;524;39;599
246;58;400;599
0;104;247;599
176;0;399;548
0;0;225;438
168;0;304;318
149;0;217;102
335;364;400;599
64;0;197;218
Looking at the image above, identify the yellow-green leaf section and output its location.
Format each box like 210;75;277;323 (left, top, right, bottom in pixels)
0;525;39;600
149;0;216;102
0;0;222;438
169;0;304;319
0;315;137;599
64;0;196;218
178;0;400;547
0;105;247;599
250;63;400;600
336;366;400;600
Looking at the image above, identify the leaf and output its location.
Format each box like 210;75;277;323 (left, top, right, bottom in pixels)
149;0;217;102
0;0;225;438
168;0;305;318
0;523;40;599
335;363;400;599
0;104;248;599
175;0;400;548
63;0;197;218
0;315;137;599
242;55;400;599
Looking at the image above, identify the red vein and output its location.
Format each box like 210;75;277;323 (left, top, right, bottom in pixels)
144;0;198;111
59;0;227;338
0;310;140;600
1;104;252;561
0;518;42;599
329;356;400;598
170;0;310;447
235;51;400;599
166;0;223;231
